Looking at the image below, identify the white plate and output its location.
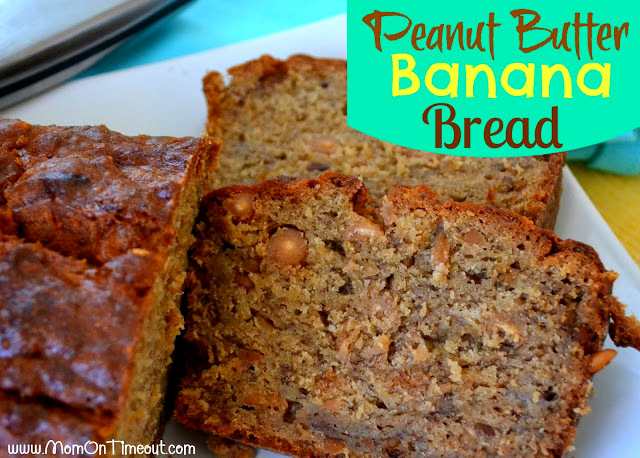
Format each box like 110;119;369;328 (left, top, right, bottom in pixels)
2;14;639;458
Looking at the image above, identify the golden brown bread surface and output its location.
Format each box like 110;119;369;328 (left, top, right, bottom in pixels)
0;237;157;451
0;119;221;456
203;54;564;229
175;172;640;457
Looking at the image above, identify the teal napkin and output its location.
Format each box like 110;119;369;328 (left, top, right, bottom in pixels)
568;130;640;175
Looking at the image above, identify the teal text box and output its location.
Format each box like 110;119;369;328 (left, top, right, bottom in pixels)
347;1;640;156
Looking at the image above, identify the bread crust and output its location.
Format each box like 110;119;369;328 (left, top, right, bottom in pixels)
0;119;221;453
530;153;565;229
0;119;220;263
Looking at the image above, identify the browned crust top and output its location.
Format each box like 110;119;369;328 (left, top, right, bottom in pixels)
0;118;221;264
0;236;155;413
202;173;371;220
226;54;346;83
0;119;221;443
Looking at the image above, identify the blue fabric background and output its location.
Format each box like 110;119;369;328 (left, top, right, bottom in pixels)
82;0;638;174
82;0;346;77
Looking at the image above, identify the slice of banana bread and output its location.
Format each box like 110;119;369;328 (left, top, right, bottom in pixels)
0;119;220;456
203;55;564;229
175;172;640;457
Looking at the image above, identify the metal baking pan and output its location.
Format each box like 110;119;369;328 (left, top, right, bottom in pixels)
0;0;193;109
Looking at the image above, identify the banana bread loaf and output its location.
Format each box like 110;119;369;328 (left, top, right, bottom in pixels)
203;55;564;229
0;119;221;456
175;172;640;457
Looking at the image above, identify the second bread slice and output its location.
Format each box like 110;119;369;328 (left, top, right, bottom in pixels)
204;54;564;229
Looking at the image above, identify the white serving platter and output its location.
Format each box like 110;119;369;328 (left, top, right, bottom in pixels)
2;14;639;458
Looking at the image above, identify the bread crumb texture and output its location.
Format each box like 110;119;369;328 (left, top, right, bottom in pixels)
204;54;564;229
175;172;640;457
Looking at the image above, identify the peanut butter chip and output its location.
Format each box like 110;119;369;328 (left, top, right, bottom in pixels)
241;394;266;406
243;257;262;273
235;272;254;290
311;136;339;155
238;349;263;363
361;438;376;452
387;438;401;448
486;187;495;203
474;422;496;437
267;228;308;267
345;219;383;242
589;349;617;373
432;233;450;267
256;315;276;331
462;229;485;245
324;437;345;453
371;335;391;357
322;399;341;414
224;193;254;223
